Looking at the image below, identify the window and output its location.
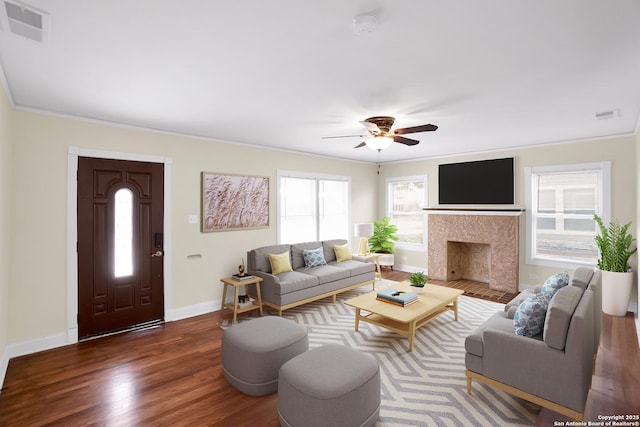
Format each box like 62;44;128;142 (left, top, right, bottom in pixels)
114;188;133;277
386;176;427;249
525;162;610;267
277;170;350;243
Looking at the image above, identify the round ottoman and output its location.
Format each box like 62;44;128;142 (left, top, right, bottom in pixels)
278;343;380;427
221;316;308;396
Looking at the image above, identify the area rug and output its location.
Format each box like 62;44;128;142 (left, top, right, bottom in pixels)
220;283;538;426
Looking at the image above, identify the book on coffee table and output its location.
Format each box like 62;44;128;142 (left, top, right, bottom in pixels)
376;288;418;306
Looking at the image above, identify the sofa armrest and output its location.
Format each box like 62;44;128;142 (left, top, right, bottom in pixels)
249;270;279;287
481;327;588;412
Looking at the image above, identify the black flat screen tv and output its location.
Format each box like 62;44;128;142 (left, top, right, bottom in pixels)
438;157;514;205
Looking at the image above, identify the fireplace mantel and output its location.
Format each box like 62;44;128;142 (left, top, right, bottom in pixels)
427;212;520;293
424;207;524;216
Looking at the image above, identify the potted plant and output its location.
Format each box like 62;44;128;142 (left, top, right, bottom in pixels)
409;271;428;294
368;216;398;270
594;214;637;316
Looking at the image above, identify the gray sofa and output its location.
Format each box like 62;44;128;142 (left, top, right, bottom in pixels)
247;239;376;315
465;267;601;421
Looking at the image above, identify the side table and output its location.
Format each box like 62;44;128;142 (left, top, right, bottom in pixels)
351;253;382;280
220;276;264;324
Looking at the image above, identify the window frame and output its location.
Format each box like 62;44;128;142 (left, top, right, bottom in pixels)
385;175;428;251
276;169;351;244
525;161;611;269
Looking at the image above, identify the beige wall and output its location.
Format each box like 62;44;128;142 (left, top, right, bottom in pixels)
378;136;637;295
7;109;377;344
0;83;12;372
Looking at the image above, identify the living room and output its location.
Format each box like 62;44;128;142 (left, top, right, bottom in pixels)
0;2;639;425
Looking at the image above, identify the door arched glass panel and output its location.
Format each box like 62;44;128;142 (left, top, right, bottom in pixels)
114;188;133;277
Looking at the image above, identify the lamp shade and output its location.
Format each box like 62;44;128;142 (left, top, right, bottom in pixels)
354;223;374;237
365;136;393;151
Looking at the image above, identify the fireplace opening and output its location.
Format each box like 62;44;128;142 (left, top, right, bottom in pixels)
446;241;490;283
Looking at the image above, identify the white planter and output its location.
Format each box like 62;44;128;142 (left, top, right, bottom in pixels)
410;285;425;294
601;270;634;316
377;253;394;268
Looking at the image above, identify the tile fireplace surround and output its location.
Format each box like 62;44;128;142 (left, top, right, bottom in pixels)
426;209;523;294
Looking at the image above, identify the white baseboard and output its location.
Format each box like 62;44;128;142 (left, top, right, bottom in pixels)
165;299;220;322
0;349;8;393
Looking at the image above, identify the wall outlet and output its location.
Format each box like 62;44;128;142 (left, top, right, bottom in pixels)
529;273;539;280
188;215;198;225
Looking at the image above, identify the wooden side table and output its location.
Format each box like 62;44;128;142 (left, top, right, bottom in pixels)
220;276;264;324
352;253;382;280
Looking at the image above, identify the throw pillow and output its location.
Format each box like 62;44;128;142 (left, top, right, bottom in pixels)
540;271;570;294
302;247;327;269
513;291;553;337
333;244;352;262
268;251;293;275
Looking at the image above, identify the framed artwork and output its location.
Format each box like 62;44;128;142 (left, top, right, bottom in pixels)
201;172;269;232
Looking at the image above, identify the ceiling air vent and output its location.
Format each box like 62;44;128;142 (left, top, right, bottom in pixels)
1;0;49;43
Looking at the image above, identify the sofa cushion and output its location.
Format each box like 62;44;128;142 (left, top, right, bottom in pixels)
297;264;350;285
333;244;352;262
540;271;570;294
513;291;553;337
275;271;319;295
249;244;291;273
569;267;595;291
322;239;347;263
543;286;583;350
328;259;374;276
291;242;323;270
302;247;327;268
465;311;513;357
269;251;293;275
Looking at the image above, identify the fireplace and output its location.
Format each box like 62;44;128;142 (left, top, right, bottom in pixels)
426;209;523;293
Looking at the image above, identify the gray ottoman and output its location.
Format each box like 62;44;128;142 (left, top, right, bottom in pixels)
278;343;380;427
221;316;308;396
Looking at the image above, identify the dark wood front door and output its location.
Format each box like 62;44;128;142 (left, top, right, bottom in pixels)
77;157;164;339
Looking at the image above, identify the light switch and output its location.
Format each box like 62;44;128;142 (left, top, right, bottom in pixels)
188;215;198;225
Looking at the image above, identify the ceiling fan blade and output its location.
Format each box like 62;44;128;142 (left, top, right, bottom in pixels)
359;121;380;134
321;134;367;139
393;124;438;135
393;135;420;146
354;142;367;148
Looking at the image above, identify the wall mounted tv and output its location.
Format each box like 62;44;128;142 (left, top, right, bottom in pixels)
438;157;514;205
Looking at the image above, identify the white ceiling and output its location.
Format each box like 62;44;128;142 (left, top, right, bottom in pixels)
1;1;639;163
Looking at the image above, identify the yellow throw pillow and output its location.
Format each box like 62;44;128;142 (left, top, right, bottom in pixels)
268;251;293;275
333;244;352;262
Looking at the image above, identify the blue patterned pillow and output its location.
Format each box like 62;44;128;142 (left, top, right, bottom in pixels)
302;247;327;269
540;272;570;294
513;291;553;337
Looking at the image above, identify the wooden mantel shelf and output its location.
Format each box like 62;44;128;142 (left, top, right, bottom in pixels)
424;207;525;216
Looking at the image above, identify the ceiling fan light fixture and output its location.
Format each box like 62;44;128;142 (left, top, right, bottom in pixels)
366;136;393;151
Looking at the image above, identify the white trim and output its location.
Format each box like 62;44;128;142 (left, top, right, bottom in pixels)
167;299;220;322
525;161;611;269
386;175;428;251
426;210;524;217
276;169;351;245
67;147;173;342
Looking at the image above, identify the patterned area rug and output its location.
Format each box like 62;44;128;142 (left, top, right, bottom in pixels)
221;283;538;426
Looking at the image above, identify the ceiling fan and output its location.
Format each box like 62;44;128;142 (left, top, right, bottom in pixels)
323;116;438;151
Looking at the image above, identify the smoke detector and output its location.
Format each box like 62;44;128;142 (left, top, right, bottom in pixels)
0;1;50;44
353;14;378;35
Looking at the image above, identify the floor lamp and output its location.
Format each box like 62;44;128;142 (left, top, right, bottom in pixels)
354;223;374;256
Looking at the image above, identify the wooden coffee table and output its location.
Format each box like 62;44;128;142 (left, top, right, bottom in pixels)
344;281;464;351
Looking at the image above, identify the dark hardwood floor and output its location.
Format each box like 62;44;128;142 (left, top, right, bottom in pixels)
0;271;637;426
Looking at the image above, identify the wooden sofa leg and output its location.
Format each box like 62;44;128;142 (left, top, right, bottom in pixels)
466;376;472;395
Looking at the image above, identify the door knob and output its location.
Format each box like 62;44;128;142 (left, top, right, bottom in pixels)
151;251;163;257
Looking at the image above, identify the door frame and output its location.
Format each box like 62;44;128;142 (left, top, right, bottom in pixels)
67;146;173;344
